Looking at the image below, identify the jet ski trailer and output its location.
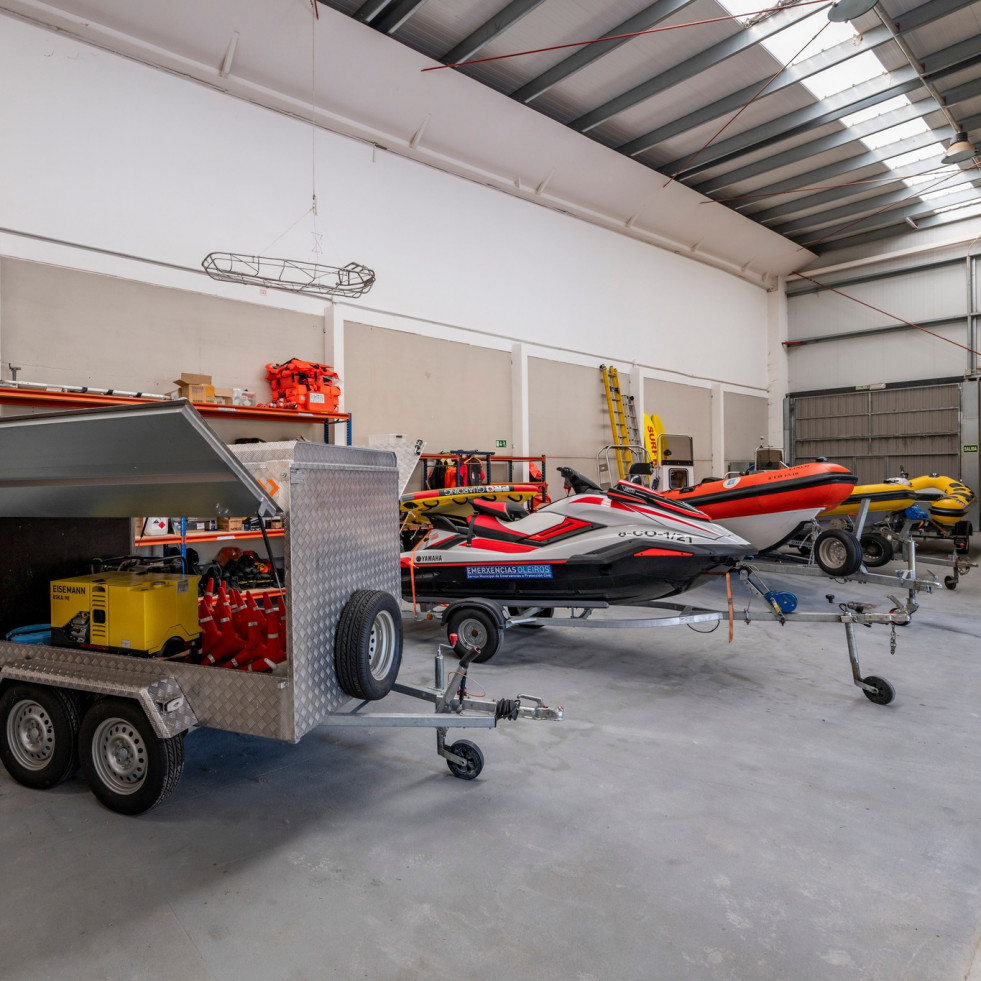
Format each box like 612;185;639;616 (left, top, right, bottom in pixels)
414;564;914;706
0;402;560;815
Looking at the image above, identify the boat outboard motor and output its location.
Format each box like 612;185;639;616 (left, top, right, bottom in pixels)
557;466;603;495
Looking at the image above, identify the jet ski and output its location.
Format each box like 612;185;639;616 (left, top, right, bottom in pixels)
658;461;857;553
401;467;753;606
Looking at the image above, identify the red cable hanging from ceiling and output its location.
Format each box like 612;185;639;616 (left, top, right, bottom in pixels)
789;272;981;356
667;15;832;184
421;0;833;72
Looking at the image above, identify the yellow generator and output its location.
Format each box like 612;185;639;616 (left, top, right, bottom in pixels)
50;572;201;658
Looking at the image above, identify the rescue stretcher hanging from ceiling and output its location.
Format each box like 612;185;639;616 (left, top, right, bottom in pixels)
200;1;376;300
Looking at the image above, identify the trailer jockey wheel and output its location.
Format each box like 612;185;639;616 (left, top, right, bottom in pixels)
0;684;81;790
334;590;403;701
79;698;185;815
446;740;484;780
813;529;863;577
860;675;895;706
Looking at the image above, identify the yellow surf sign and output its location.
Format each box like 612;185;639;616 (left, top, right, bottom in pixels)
643;413;663;466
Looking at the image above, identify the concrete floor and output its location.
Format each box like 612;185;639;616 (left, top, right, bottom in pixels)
2;543;981;981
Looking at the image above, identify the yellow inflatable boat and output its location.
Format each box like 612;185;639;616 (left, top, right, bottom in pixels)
821;478;916;518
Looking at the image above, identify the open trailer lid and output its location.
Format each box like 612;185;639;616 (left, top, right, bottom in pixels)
0;399;279;519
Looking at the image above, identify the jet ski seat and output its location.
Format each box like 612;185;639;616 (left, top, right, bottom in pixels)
557;466;602;495
470;498;528;522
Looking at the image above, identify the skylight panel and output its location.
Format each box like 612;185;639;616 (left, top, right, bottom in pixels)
842;96;911;127
861;118;931;150
806;52;884;100
712;0;981;228
884;144;946;170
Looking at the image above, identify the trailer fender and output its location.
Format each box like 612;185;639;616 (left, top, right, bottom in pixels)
0;659;197;738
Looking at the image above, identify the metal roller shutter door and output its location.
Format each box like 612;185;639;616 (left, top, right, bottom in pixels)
790;382;961;485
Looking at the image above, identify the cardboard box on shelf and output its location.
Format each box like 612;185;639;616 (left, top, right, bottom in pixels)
173;372;216;403
217;517;246;532
213;387;235;405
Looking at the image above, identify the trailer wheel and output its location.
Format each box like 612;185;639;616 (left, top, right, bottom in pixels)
814;529;863;577
0;685;81;789
335;590;403;701
447;608;502;663
860;532;893;568
446;740;484;780
79;699;184;815
861;675;895;705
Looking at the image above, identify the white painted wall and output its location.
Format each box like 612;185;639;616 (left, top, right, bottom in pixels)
0;15;772;387
786;254;976;391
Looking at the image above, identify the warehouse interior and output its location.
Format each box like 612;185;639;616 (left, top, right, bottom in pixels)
1;0;980;978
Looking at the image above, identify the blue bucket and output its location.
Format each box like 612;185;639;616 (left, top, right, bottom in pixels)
5;624;52;645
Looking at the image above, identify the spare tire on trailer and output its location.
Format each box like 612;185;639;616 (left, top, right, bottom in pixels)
334;590;403;701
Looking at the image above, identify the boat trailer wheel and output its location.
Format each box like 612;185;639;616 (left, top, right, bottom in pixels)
446;607;502;663
860;532;894;568
814;529;863;577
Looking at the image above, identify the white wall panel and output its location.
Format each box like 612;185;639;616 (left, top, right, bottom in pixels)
0;15;771;396
789;265;966;341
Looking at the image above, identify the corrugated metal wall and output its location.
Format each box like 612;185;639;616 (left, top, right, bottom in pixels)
790;382;961;484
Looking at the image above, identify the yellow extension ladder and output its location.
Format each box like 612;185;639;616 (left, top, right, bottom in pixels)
600;364;640;481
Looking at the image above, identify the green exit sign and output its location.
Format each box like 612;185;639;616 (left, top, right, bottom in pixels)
964;444;979;453
495;439;507;448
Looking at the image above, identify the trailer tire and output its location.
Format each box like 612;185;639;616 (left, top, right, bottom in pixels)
860;532;893;568
447;607;502;663
79;698;184;815
814;529;863;577
0;684;81;790
335;590;403;701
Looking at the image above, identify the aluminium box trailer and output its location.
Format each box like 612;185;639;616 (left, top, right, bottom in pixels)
0;400;559;815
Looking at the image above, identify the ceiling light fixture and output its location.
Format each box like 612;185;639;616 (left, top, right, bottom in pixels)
827;0;878;22
941;132;976;165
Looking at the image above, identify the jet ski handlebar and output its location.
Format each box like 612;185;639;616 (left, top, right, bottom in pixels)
557;466;603;495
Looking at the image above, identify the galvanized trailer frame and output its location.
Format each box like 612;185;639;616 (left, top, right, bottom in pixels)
0;402;559;813
411;553;920;706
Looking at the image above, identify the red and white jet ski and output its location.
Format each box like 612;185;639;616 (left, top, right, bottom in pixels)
401;468;753;606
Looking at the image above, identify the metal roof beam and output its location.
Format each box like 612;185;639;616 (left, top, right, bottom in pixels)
509;0;699;105
441;0;547;65
811;201;981;251
693;100;938;196
773;172;981;237
353;0;396;23
890;0;980;34
803;183;981;246
921;34;981;77
373;0;429;34
938;76;981;109
570;2;818;133
746;132;950;223
618;26;893;157
660;69;923;179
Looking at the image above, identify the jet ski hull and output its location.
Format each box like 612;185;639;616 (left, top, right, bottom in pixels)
401;477;753;606
403;538;748;605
